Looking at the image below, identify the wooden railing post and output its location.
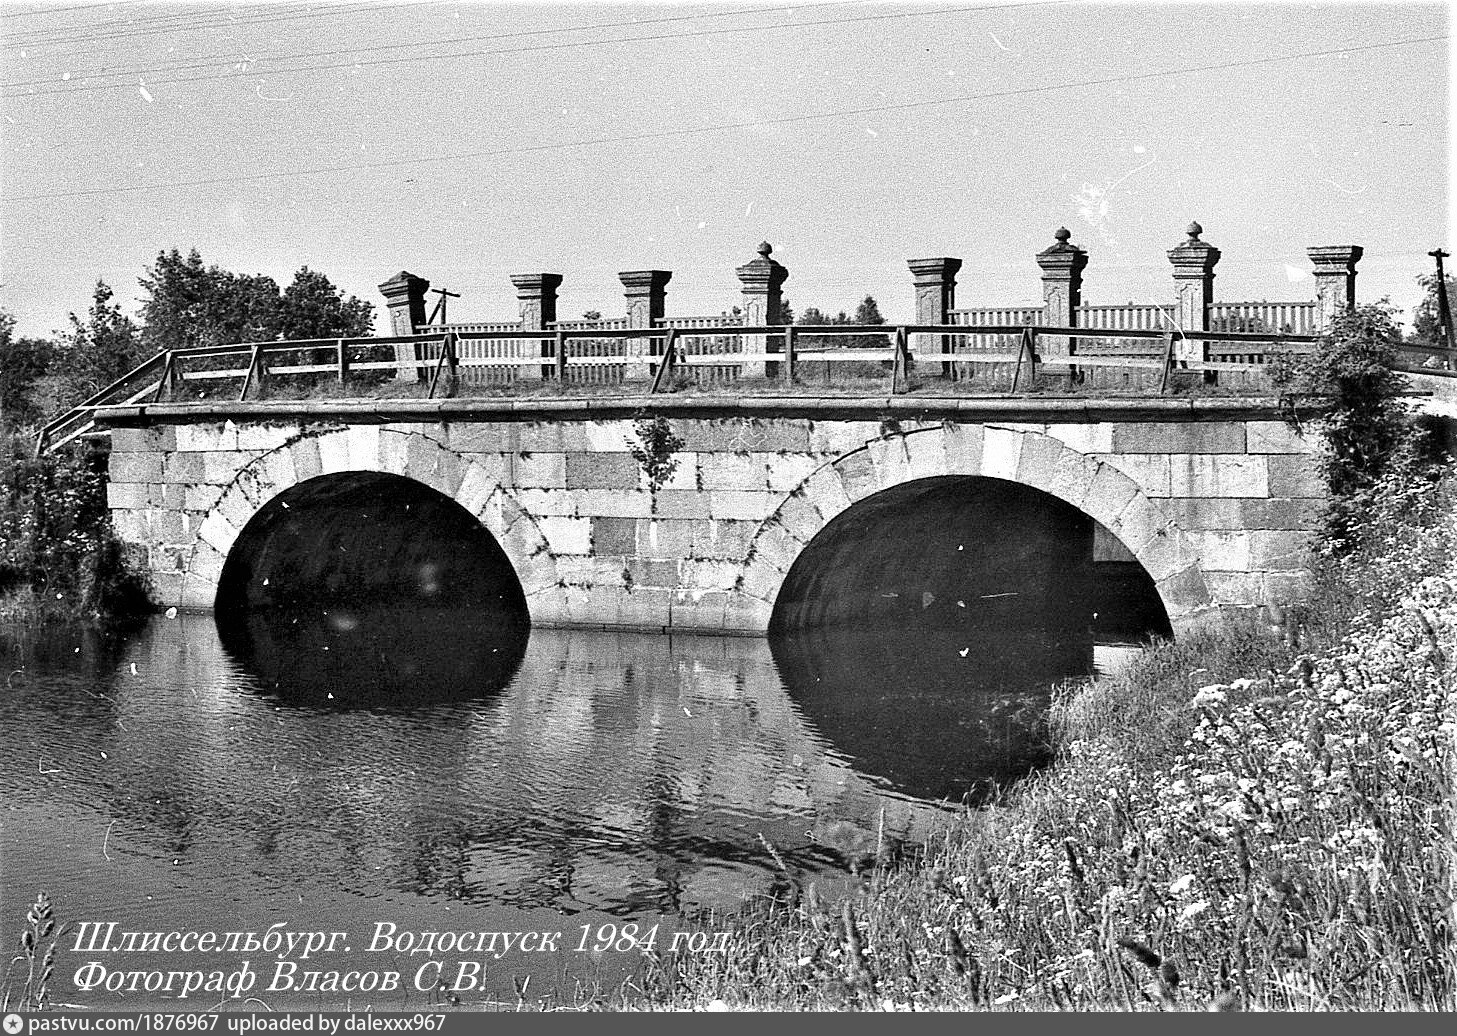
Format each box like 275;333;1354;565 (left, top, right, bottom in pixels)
239;344;266;401
445;332;459;397
336;338;348;385
649;328;680;393
891;326;910;393
1158;331;1176;394
554;330;567;382
1011;327;1037;393
154;351;176;402
784;324;797;384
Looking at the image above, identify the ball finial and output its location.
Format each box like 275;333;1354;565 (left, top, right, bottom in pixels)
1186;221;1203;240
1053;227;1071;244
757;241;773;258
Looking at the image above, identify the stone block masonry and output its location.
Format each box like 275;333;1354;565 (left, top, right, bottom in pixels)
98;397;1328;635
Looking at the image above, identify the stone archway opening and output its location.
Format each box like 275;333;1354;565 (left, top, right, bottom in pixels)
215;471;527;623
768;475;1171;642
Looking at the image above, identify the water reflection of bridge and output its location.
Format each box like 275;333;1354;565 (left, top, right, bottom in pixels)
81;616;968;915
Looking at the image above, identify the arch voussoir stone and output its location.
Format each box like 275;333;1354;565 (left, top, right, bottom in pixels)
180;427;560;611
747;423;1215;631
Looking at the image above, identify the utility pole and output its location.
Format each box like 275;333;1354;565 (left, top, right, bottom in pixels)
1428;249;1455;368
426;287;461;326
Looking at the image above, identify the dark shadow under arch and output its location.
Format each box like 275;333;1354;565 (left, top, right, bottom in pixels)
215;471;528;621
768;475;1172;641
214;472;530;708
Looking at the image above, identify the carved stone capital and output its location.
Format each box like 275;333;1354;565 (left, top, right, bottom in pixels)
509;273;564;301
735;241;789;294
1167;222;1221;277
1036;227;1088;282
907;257;963;286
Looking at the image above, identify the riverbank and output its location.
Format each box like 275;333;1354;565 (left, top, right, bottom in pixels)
594;470;1457;1011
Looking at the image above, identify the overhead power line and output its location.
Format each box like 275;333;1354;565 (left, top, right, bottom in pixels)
0;1;129;20
0;0;884;85
0;0;434;49
4;32;1445;204
3;1;1063;95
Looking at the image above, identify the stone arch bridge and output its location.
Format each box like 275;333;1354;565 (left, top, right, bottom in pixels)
97;397;1324;636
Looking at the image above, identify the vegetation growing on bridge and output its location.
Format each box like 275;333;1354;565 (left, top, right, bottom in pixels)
627;411;687;494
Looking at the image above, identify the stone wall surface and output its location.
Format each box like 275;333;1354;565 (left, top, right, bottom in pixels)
104;408;1324;634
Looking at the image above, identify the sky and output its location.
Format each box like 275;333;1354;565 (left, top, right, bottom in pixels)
0;0;1450;340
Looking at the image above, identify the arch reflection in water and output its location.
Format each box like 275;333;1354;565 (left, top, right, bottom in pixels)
771;624;1079;804
217;603;529;708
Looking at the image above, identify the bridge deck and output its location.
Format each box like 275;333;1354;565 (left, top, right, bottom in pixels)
87;394;1306;429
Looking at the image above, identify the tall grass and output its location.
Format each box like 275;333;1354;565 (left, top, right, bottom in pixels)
1;893;61;1012
606;465;1457;1012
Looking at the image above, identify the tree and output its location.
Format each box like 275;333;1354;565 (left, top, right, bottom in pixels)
795;296;887;350
853;295;885;326
278;266;374;339
1409;270;1456;352
139;249;281;352
55;281;144;406
0;310;54;428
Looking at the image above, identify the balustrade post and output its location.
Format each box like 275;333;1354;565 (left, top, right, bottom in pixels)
1168;222;1220;374
620;270;672;382
1036;228;1087;385
735;242;788;378
379;270;429;382
907;257;962;376
1307;245;1363;330
511;272;562;382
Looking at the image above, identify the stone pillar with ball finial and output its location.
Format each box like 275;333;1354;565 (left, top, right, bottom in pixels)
1168;221;1220;366
735;241;788;378
1036;227;1087;383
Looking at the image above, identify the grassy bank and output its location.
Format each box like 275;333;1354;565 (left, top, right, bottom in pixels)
600;468;1457;1012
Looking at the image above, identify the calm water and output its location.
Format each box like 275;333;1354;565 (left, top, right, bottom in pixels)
0;606;1129;1008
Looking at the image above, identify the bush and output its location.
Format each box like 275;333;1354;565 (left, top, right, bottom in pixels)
1268;302;1416;546
0;433;151;622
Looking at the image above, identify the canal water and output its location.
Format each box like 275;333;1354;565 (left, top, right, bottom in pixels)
1;601;1148;1009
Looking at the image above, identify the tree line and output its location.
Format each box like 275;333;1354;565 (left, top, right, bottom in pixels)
1;250;374;429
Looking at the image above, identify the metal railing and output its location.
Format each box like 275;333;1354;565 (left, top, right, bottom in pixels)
36;323;1327;454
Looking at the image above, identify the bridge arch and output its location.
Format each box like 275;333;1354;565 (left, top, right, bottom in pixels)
739;424;1215;634
182;427;563;614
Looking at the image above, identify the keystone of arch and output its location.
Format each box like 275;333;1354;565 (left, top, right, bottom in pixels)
740;423;1216;632
181;426;562;609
